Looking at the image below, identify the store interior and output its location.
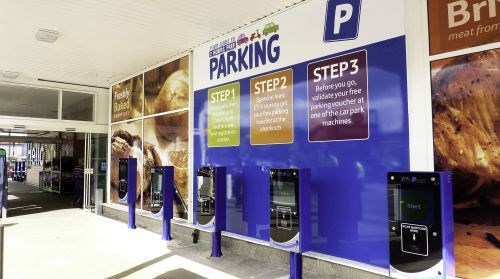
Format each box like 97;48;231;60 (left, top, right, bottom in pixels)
1;129;107;213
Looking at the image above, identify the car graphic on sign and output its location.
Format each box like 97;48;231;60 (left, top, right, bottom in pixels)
263;22;279;36
250;30;261;41
237;33;249;45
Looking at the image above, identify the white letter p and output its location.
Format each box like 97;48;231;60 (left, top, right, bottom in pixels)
334;4;353;34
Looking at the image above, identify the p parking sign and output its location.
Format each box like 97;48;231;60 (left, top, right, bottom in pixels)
324;0;361;42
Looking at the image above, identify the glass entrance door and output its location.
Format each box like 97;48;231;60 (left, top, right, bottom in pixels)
83;133;107;212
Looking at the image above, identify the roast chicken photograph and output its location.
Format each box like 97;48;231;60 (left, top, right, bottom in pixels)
432;48;499;279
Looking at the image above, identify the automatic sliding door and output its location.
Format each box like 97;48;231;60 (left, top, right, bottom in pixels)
83;133;107;212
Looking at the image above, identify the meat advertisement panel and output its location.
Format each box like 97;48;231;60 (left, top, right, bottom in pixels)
431;48;500;279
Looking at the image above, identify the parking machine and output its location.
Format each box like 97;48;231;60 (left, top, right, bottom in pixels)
388;172;454;279
150;166;174;240
196;166;226;257
270;168;311;279
118;158;137;229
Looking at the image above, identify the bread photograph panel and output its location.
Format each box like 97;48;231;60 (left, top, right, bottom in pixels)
110;120;143;205
144;55;189;116
431;48;499;279
143;112;189;219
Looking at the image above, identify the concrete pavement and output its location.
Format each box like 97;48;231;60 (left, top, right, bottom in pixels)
2;181;291;279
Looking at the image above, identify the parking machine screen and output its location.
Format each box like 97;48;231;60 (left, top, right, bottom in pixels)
151;170;163;210
271;180;296;206
197;167;215;225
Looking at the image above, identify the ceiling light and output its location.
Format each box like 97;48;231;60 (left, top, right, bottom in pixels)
65;128;76;132
34;28;59;43
2;71;20;79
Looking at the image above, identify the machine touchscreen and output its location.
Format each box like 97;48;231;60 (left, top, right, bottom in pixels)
271;180;297;206
197;167;216;224
151;170;163;210
118;159;128;199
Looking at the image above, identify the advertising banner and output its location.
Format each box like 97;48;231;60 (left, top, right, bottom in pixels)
143;112;189;218
193;0;404;90
144;56;189;116
428;0;500;55
432;48;499;279
193;0;409;267
110;121;143;205
138;55;190;218
111;75;143;122
110;55;190;217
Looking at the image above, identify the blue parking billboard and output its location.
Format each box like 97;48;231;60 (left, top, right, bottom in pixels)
192;0;407;268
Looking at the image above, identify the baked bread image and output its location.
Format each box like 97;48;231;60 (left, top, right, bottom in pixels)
131;76;143;118
154;70;189;140
155;111;189;142
144;58;187;115
432;48;499;279
154;69;189;112
144;67;165;96
110;129;143;204
144;67;166;115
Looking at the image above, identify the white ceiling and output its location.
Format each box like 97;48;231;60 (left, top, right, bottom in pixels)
0;0;305;88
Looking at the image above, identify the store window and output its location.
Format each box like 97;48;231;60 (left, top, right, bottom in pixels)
0;84;58;119
62;91;94;121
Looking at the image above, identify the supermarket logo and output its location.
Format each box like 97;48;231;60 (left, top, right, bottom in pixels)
324;0;361;42
208;22;281;80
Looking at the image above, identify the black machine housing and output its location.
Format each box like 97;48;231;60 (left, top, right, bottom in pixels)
197;166;216;226
388;172;448;275
150;166;164;213
270;168;300;245
118;159;128;200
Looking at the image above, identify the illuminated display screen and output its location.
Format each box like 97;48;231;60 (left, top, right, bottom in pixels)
271;180;296;206
399;189;434;225
151;173;162;192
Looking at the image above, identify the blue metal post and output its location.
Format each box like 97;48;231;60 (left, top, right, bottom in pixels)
290;252;302;279
162;218;171;241
127;203;136;229
211;231;222;257
162;166;174;241
127;158;137;229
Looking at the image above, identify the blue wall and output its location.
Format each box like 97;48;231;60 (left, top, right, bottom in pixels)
193;36;409;267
